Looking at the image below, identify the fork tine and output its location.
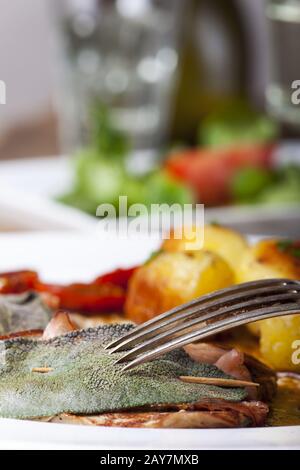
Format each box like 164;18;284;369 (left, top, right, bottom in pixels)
115;290;300;365
110;283;298;354
106;278;288;350
120;302;300;371
107;279;298;353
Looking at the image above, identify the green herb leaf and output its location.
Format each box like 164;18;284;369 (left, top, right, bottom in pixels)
277;240;293;252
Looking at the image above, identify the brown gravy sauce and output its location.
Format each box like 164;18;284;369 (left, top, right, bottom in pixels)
268;376;300;426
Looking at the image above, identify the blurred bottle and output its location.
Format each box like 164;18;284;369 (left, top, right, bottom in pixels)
169;0;250;144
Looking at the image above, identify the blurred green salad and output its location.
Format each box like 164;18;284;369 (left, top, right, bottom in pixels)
59;104;193;215
59;100;300;213
199;102;278;148
231;165;300;205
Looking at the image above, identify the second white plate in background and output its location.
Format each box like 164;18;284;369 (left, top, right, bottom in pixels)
0;150;300;235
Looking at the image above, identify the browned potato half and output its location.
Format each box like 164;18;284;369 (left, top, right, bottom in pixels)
236;239;300;283
162;224;248;273
237;239;300;371
125;250;234;324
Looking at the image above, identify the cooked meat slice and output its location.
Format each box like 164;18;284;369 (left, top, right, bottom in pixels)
184;343;228;364
185;343;251;382
185;343;254;398
214;349;255;399
192;399;269;427
185;342;276;401
46;410;250;428
215;349;252;382
42;311;77;340
44;400;268;428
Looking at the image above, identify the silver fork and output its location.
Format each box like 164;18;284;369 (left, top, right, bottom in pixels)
105;279;300;371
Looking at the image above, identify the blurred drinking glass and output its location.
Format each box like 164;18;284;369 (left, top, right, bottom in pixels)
266;0;300;125
52;0;181;157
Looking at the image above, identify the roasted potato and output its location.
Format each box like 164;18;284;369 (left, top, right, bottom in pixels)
237;239;300;371
125;250;234;324
236;239;300;284
260;316;300;372
163;224;248;273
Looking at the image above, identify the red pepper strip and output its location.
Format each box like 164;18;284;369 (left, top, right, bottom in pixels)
0;270;39;294
94;267;137;289
36;282;126;314
0;266;137;314
0;329;43;341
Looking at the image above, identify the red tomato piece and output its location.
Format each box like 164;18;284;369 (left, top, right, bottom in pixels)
166;144;275;206
94;267;137;289
0;270;39;294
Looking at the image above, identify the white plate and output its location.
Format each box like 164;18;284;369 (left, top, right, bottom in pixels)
0;231;299;450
